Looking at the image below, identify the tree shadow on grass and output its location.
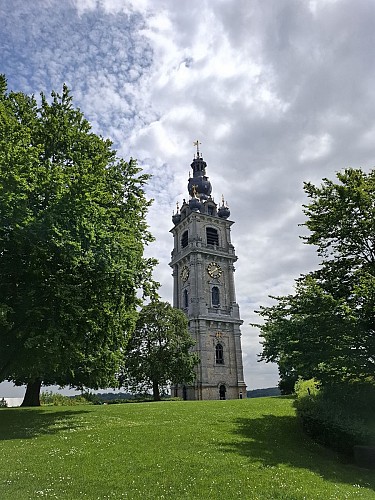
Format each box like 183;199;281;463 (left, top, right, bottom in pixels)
223;414;375;491
0;408;90;440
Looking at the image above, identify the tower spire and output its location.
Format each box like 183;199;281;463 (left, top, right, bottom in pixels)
188;140;211;200
193;139;201;158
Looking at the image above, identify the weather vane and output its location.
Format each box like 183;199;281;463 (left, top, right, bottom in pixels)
193;139;201;157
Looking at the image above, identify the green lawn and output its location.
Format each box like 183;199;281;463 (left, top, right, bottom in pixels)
0;397;374;499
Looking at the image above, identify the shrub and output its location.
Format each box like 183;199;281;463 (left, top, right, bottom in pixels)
294;379;375;456
41;391;74;406
0;397;8;408
79;391;102;404
40;391;94;406
295;378;320;397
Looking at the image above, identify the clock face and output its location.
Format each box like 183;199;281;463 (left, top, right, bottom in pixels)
180;266;189;282
207;262;222;279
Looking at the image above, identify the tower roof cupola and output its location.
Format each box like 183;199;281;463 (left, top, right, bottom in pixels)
172;141;233;225
218;195;230;219
187;140;212;200
188;185;202;212
172;202;181;224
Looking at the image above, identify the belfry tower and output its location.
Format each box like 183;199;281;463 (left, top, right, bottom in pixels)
170;142;246;400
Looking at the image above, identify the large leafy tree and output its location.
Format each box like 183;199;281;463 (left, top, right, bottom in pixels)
257;168;375;386
120;301;199;401
0;76;156;406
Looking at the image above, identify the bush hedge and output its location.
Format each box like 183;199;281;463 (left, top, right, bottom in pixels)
40;391;95;406
294;379;375;456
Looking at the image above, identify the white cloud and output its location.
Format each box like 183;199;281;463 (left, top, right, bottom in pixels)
299;133;333;162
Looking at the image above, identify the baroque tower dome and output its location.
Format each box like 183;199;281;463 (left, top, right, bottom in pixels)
171;141;231;224
218;196;230;219
187;141;212;200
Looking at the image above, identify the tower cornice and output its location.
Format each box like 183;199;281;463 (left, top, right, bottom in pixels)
170;246;237;267
170;211;234;233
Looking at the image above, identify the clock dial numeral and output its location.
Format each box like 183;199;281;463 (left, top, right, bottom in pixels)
207;262;222;278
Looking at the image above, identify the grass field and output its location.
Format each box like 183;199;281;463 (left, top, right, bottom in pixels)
0;397;374;499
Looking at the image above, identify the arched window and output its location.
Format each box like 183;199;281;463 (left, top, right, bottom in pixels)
206;227;219;245
212;286;220;306
181;230;188;248
215;343;224;364
183;289;189;309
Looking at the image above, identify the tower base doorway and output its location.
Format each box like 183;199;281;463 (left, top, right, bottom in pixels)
219;384;226;400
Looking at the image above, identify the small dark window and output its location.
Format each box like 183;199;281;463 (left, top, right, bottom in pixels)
181;230;188;248
212;286;220;306
183;289;189;309
216;343;224;364
207;205;214;216
206;227;219;245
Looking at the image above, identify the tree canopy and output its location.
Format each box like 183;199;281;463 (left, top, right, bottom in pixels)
257;168;375;387
0;76;157;405
119;300;199;401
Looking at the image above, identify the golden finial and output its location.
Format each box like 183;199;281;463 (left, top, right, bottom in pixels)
221;194;225;205
176;201;179;212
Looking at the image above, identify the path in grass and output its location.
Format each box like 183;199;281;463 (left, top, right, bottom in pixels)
0;397;374;499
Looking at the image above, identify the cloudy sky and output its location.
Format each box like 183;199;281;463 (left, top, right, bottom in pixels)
1;0;375;398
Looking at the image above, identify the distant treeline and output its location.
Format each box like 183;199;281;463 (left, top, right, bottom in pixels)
94;392;135;401
87;389;282;401
85;387;281;402
247;387;281;398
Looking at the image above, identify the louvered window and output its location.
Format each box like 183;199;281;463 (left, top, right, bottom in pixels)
181;230;188;248
206;227;219;245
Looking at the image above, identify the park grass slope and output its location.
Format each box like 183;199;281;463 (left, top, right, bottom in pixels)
0;397;374;499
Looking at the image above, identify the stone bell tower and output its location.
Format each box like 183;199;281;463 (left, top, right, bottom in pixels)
170;142;246;400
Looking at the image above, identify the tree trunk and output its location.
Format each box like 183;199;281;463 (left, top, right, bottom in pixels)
152;380;161;401
21;379;42;407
